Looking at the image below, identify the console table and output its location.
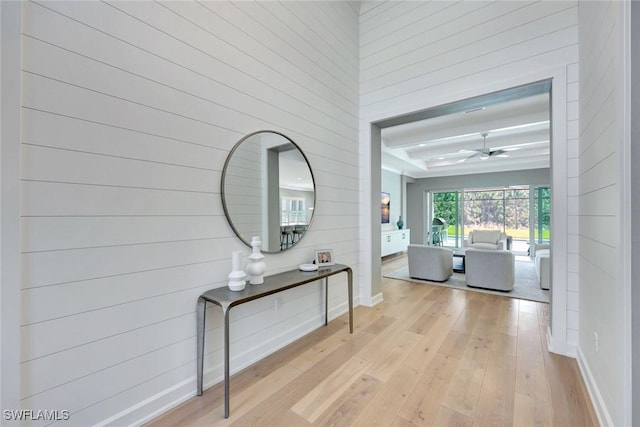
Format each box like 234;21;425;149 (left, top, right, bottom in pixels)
196;263;353;418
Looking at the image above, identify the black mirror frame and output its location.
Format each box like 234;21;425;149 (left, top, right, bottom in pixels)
221;130;316;253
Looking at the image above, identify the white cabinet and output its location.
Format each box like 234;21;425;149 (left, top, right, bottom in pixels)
381;229;410;256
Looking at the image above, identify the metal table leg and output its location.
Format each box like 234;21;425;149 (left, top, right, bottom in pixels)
347;268;353;333
324;278;328;326
223;307;231;418
196;297;206;396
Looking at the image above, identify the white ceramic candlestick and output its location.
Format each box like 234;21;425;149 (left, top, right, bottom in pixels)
247;236;266;285
228;250;246;291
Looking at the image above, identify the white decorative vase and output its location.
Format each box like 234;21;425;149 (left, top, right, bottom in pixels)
228;250;246;291
247;236;266;285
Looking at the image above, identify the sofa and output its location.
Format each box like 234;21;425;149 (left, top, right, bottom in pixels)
463;230;508;250
465;248;514;291
533;244;550;290
407;244;453;282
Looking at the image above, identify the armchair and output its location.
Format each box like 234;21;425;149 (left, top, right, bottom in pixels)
463;230;508;250
533;243;550;290
407;244;453;282
465;249;514;291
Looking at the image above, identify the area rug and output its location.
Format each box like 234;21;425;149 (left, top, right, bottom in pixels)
384;258;549;303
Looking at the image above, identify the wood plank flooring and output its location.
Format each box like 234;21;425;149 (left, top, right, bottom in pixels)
147;254;598;427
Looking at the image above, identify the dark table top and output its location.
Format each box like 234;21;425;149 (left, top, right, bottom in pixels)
199;263;351;310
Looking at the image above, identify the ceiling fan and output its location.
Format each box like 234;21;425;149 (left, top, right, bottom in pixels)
467;133;506;160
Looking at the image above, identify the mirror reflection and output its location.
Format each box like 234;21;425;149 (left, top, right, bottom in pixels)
221;131;315;252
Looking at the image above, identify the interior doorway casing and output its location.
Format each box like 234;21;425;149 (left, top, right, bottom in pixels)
366;70;571;356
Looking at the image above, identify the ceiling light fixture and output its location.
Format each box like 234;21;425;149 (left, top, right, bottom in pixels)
465;133;506;161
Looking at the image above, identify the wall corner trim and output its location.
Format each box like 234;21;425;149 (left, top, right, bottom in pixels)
360;292;384;308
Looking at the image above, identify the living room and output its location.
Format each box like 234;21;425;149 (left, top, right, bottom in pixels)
377;79;552;296
383;169;551;294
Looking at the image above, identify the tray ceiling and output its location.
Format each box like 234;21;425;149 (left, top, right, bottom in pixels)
381;90;551;179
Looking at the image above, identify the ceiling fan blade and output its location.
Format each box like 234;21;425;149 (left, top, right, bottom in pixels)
489;149;506;156
467;151;482;159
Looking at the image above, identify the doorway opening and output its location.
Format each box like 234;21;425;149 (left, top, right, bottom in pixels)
368;74;572;355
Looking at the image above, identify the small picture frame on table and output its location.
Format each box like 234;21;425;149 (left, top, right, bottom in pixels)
314;249;335;267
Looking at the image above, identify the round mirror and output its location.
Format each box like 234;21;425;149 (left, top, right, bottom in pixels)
221;131;316;253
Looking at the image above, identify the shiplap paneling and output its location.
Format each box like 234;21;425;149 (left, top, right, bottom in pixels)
359;2;578;118
361;1;513;66
577;1;625;425
626;3;640;420
361;2;572;76
633;2;640;423
19;1;359;425
23;109;230;170
21;216;227;254
565;46;581;351
25;1;357;151
359;1;579;356
360;0;433;46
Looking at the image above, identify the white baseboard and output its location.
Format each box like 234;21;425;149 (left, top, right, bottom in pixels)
97;378;195;427
576;346;613;427
112;304;355;426
359;292;383;307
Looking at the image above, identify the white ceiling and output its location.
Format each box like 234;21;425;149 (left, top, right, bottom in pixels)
381;92;551;179
279;149;314;191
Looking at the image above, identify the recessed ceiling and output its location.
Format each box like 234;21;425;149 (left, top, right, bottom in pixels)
279;150;313;191
381;88;550;179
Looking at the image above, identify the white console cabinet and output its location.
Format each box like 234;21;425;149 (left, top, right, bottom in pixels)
381;229;410;257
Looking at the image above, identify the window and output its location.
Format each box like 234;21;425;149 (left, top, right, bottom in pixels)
281;197;306;225
534;187;551;243
432;186;544;252
433;191;460;246
463;190;506;231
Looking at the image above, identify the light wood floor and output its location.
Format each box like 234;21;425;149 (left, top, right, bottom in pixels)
147;254;598;427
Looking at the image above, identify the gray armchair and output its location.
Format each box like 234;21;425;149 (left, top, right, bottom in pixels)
533;243;550;290
463;230;508;250
408;244;453;282
465;249;514;291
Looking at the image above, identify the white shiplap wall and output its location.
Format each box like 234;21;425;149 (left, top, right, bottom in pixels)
18;1;359;425
577;1;626;425
359;1;579;354
632;3;640;425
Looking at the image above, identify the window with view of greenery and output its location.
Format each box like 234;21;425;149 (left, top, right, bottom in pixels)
534;187;551;243
432;187;550;248
464;189;530;237
433;192;460;246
